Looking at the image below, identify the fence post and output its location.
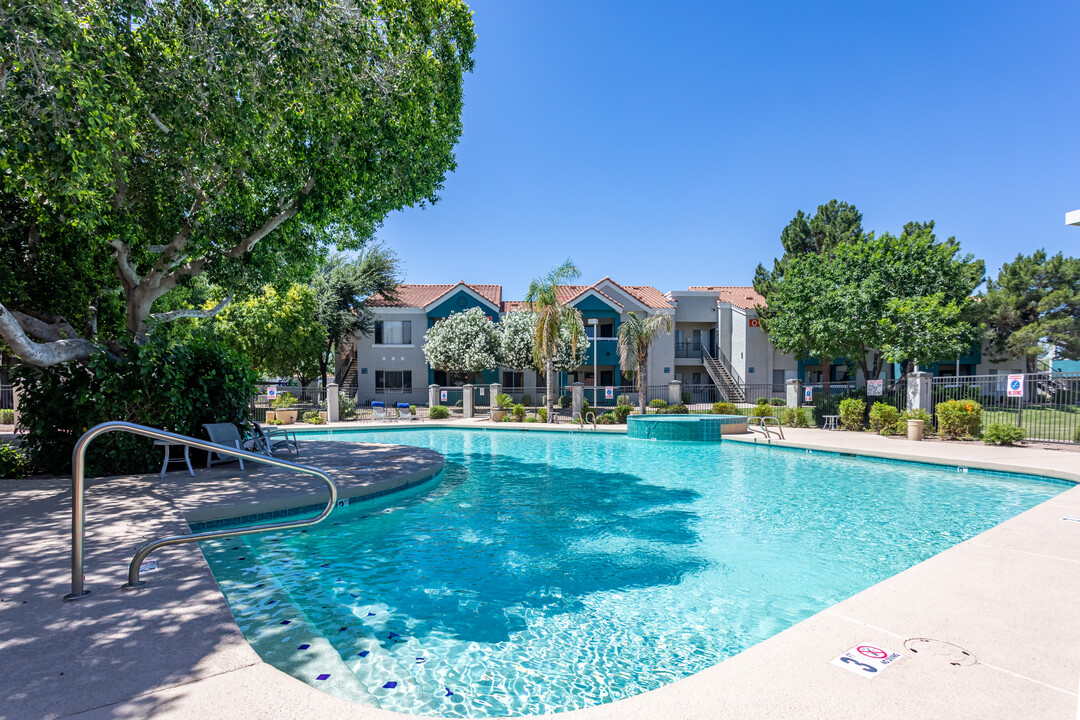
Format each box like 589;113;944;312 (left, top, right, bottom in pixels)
668;380;682;405
327;383;340;423
908;371;933;414
786;378;803;408
429;384;440;408
490;383;501;407
463;384;475;419
11;382;20;429
571;382;585;418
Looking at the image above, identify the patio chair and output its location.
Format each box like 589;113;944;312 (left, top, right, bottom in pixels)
371;401;387;421
202;423;259;469
251;421;300;459
396;403;411;422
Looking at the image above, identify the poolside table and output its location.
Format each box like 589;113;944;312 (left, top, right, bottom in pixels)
822;414;840;431
154;439;194;478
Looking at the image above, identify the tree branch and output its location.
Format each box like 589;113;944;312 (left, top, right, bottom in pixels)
109;239;140;291
10;310;80;342
149;294;232;323
0;302;98;366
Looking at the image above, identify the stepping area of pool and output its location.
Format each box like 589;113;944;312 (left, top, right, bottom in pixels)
0;429;1077;719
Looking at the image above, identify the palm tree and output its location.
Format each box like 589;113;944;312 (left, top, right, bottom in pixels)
617;311;672;415
525;259;584;422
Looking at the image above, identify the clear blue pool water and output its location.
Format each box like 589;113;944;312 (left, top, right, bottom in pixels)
201;429;1067;717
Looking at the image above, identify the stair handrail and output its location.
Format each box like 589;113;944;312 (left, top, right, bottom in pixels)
702;344;744;401
63;421;338;601
747;415;785;440
714;345;744;387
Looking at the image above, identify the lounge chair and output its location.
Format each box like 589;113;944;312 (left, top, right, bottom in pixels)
251;421;300;459
202;423;259;469
407;404;423;421
396;403;411;422
371;401;387;421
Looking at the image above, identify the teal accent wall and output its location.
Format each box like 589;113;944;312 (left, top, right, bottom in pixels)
426;290;500;323
572;295;622;369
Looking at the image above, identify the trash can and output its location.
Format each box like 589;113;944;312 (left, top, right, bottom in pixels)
907;419;924;441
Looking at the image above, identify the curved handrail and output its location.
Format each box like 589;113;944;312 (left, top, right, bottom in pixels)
747;415;785;440
63;421;338;601
585;411;597;430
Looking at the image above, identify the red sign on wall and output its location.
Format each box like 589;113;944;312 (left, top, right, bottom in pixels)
748;318;760;328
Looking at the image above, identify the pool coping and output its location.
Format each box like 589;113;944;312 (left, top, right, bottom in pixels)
2;428;1078;718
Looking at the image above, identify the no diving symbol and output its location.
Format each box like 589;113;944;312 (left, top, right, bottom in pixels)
857;646;888;660
1009;379;1021;391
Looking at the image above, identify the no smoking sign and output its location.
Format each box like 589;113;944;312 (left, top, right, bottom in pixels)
832;644;902;678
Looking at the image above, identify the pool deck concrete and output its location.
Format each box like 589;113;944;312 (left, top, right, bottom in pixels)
1;426;1078;719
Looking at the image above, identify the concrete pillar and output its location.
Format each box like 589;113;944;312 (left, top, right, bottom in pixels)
668;380;682;405
463;384;475;419
327;383;340;423
429;384;440;408
490;383;501;406
908;371;933;414
11;383;20;429
786;378;803;408
571;382;585;418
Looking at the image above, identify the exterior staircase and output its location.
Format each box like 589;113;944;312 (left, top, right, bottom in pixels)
337;350;359;400
702;345;746;403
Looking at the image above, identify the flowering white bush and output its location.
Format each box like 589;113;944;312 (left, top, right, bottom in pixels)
553;315;590;371
498;311;537;370
422;307;499;375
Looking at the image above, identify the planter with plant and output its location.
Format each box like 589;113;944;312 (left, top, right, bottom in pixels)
302;410;326;425
271;392;300;424
492;393;514;422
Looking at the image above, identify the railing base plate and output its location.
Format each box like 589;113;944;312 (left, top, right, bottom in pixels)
121;582;146;591
63;591;91;601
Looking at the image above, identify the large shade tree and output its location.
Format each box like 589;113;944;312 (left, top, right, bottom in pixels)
616;311;672;415
526;260;587;422
982;250;1080;372
0;0;475;366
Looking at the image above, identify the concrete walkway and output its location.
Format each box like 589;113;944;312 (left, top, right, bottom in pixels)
1;428;1078;719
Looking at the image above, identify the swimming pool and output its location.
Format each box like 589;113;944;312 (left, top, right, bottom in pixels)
200;429;1068;717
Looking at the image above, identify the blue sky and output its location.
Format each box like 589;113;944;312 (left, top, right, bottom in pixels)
374;0;1079;300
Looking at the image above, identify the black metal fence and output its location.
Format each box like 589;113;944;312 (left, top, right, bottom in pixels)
252;384;327;422
0;384;12;411
931;372;1080;444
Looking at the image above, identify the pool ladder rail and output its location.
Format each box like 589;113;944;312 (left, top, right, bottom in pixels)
573;411;597;430
747;415;785;440
62;421;338;601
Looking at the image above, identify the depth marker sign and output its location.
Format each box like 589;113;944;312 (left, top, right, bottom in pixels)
831;644;901;678
1007;374;1024;398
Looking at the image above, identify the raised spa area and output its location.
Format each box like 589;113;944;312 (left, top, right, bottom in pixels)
625;413;748;441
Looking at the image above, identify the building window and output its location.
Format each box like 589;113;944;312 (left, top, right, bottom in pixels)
502;371;523;389
374;321;411;345
375;370;412;391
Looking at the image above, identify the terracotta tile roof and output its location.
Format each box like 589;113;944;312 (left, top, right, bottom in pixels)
501;300;530;313
686;286;767;310
553;285;591;305
368;282;502;309
623;285;674;309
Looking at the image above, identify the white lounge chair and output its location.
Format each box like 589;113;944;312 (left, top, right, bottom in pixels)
371;401;388;421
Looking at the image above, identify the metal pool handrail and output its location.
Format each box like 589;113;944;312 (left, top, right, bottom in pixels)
63;421;338;601
747;416;785;440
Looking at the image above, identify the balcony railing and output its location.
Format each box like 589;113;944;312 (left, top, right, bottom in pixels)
674;340;716;359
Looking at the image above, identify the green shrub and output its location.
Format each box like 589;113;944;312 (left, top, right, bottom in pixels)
512;403;526;422
661;404;689;414
495;393;514;410
558;395;571;409
429;405;450;419
271;392;298;409
1075;426;1080;444
983;423;1025;446
617;394;632;407
755;397;770;406
523;416;539;423
838;397;866;431
538;407;548;422
15;337;256;477
338;395;359;420
713;402;737;415
521;394;533;406
597;412;616;425
501;414;514;422
782;407;809;428
769;398;786;406
868;402;901;435
751;403;778;418
936;399;982;439
454;399;463;407
649;398;668;409
0;443;28;479
681;392;691;404
612;405;632;423
0;409;13;425
302;410;326;425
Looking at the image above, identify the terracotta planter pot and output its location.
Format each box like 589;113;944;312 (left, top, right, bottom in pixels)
276;409;297;425
264;411;277;423
491;409;508;422
318;411;328;422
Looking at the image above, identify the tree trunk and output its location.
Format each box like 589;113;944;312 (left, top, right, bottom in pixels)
546;359;555;423
638;356;648;415
822;356;832;397
1025;355;1038;373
